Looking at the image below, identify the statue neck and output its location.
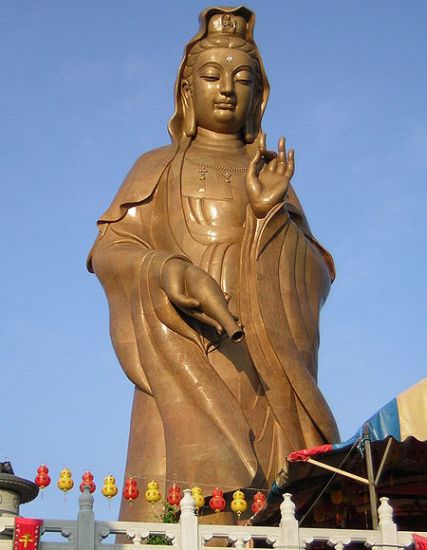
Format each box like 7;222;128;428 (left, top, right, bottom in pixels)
193;127;245;151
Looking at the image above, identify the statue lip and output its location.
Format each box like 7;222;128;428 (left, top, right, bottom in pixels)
215;101;236;110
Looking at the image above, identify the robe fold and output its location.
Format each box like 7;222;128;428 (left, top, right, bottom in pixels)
88;143;339;516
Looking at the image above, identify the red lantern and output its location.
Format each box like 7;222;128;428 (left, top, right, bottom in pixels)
251;491;266;514
79;471;96;493
167;483;182;507
123;477;139;504
35;464;51;490
209;487;226;513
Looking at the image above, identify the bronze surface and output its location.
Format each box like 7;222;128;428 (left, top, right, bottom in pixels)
88;6;339;521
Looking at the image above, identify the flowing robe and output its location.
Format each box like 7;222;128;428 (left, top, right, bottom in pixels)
88;142;339;517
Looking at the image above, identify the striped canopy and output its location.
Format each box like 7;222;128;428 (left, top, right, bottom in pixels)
288;377;427;463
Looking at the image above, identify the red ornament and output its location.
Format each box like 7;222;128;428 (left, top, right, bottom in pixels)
35;464;51;490
167;483;182;507
13;518;43;550
209;487;226;513
123;477;139;502
251;491;266;514
79;471;96;493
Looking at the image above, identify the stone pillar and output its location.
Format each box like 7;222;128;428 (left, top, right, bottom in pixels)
77;486;95;550
378;497;398;550
180;489;198;550
280;493;299;550
0;473;39;541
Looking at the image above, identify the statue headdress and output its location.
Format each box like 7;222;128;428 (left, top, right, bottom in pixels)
168;6;270;144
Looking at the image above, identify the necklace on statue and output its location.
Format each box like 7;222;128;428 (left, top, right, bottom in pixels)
184;156;247;195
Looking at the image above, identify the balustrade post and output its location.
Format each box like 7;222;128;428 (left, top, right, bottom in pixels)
179;489;198;550
378;497;398;550
77;486;95;550
280;493;299;550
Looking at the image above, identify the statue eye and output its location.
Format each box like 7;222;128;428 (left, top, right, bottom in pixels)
200;74;220;82
235;71;253;85
199;65;221;82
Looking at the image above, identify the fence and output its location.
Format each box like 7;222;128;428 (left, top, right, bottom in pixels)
0;487;425;549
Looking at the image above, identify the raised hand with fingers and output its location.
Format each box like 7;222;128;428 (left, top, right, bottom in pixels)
246;133;295;218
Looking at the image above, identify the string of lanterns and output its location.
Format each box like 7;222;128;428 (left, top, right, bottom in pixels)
34;465;266;517
33;465;351;526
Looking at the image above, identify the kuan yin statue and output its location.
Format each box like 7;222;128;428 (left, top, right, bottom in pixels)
88;6;339;521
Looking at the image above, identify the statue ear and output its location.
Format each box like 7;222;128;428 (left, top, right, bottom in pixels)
181;80;196;138
244;116;255;143
244;92;262;143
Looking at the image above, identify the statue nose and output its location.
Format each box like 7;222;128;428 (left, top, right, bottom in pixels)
220;74;234;95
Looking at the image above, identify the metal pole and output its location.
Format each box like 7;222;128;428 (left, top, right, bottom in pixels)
363;424;378;529
374;437;393;486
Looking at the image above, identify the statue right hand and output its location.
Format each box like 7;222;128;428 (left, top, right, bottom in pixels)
160;258;243;340
160;258;202;310
160;258;225;332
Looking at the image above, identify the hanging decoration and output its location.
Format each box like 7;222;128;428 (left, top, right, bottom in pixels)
57;468;74;495
209;487;226;513
34;465;51;491
313;505;327;524
231;489;248;518
79;471;96;493
26;462;287;517
145;480;161;504
101;475;118;500
13;518;43;550
251;491;266;514
191;486;205;512
123;476;139;505
330;488;344;505
413;534;427;550
167;483;182;507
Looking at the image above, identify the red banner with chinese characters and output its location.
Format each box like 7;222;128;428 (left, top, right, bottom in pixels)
414;535;427;550
13;518;43;550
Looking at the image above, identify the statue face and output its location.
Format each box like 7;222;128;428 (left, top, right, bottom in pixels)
190;47;257;135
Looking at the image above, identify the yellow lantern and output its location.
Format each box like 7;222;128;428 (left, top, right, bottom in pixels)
102;474;118;499
191;486;205;511
145;480;161;504
57;468;74;494
231;489;248;518
330;489;344;505
313;506;326;524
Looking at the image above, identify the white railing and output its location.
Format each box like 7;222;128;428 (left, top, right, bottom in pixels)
0;488;425;549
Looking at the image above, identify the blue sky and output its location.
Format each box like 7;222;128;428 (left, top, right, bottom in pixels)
2;1;426;523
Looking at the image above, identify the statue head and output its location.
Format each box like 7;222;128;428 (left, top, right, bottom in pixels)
168;6;270;144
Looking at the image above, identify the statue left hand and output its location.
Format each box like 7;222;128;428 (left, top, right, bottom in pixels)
246;133;295;218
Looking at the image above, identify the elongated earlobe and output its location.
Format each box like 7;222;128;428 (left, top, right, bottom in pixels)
244;117;255;143
181;80;196;138
184;107;196;138
244;96;261;143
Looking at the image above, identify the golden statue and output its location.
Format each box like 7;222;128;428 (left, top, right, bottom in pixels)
88;6;339;520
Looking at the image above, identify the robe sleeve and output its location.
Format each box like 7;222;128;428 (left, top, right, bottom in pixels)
89;205;190;392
